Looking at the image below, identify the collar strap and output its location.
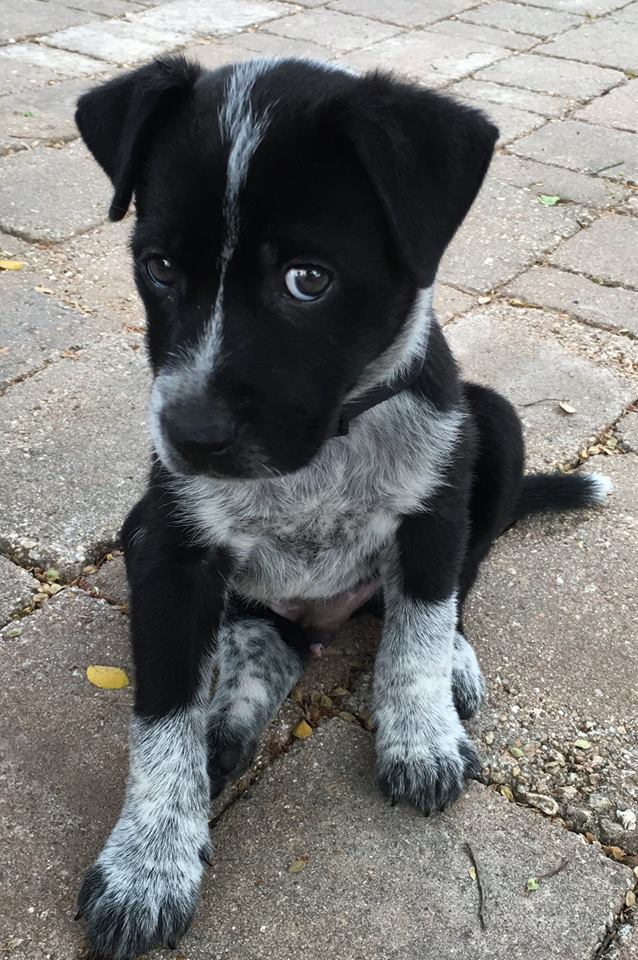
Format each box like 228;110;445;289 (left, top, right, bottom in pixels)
335;353;425;437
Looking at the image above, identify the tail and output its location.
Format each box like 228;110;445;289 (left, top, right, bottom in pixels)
512;471;613;524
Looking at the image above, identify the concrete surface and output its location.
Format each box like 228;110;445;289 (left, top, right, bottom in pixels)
1;0;637;957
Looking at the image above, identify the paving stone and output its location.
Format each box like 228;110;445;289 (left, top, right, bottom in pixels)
340;29;509;86
576;80;638;134
445;304;635;467
476;52;624;100
0;0;94;43
439;178;582;293
426;17;540;52
505;265;638;336
0;556;38;627
130;0;295;36
220;30;334;60
617;0;638;20
83;554;129;605
459;1;584;37
508;0;634;12
0;141;111;243
512;120;638;183
544;17;638;72
0;335;149;577
158;720;632;960
0;589;132;960
490;154;628;208
0;42;108;94
458;97;547;145
328;0;478;26
42;19;183;64
263;9;402;54
24;219;145;329
550;215;638;288
618;410;638;451
448;78;569;118
0;278;102;390
462;453;638;840
433;283;476;324
0;76;97;156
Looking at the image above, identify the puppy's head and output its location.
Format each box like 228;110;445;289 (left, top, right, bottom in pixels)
77;57;497;479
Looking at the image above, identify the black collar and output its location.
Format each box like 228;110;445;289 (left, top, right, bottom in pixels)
335;352;425;436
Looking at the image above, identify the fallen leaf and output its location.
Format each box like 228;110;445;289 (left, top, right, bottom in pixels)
477;295;492;304
287;858;309;874
0;259;25;271
509;745;525;758
527;877;540;892
604;845;627;862
86;664;129;689
468;866;477;881
44;567;60;582
538;195;561;206
559;401;576;415
5;626;23;638
331;686;349;697
573;738;592;750
292;720;312;739
626;890;636;908
500;785;514;801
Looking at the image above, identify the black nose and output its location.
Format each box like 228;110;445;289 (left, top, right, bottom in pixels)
163;401;237;469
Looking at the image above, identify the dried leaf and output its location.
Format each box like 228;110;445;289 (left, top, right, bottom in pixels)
559;401;576;415
626;890;636;908
5;626;23;638
287;857;309;874
509;745;525;758
0;259;24;271
477;295;492;304
527;877;540;892
331;686;349;697
44;567;60;582
538;195;561;207
604;845;627;862
573;739;592;750
500;785;514;801
86;664;129;690
468;866;477;881
292;720;312;739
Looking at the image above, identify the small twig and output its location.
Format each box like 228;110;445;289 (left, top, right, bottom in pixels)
465;842;486;931
519;397;561;408
595;160;624;174
525;858;569;895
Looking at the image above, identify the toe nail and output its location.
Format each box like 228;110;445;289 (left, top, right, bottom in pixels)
74;910;82;922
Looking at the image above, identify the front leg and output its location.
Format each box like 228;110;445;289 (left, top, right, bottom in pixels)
77;500;231;960
374;485;481;813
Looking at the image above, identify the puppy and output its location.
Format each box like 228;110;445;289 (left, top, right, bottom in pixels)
74;56;611;958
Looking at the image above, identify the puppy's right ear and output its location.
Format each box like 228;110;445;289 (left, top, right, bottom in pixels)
75;55;201;221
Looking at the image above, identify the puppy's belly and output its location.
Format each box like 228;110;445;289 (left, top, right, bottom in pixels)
269;579;381;631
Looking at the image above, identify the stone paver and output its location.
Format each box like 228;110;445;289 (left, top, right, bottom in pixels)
476;52;624;100
0;43;108;99
448;78;569;118
262;9;402;53
543;17;638;72
576;81;638;134
490;154;629;208
433;283;476;324
162;722;631;960
512;119;638;183
186;31;333;64
0;556;38;627
0;335;149;577
328;0;478;27
439;177;582;293
550;215;638;288
512;0;634;12
42;19;187;64
459;1;585;37
339;29;508;85
0;141;111;243
426;17;540;52
0;279;102;390
0;76;96;156
0;0;94;43
506;265;638;336
131;0;295;34
619;410;638;451
458;97;547;144
445;304;635;467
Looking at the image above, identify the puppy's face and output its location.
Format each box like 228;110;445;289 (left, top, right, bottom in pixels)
77;58;497;479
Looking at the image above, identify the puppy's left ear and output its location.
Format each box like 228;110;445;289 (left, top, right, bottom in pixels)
75;55;201;221
348;74;499;287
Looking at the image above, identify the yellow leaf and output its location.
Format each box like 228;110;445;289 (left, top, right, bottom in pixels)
292;720;312;739
0;259;24;271
468;866;477;880
86;664;129;689
559;401;576;415
287;858;308;874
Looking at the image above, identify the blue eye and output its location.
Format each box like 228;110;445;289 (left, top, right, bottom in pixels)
145;256;177;287
285;265;331;301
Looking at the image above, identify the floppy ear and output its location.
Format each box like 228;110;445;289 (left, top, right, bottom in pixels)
348;74;499;287
75;55;201;221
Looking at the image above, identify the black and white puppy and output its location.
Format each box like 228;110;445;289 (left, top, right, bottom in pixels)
75;56;611;958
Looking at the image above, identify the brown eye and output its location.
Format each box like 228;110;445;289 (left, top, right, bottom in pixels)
145;256;177;287
285;265;331;301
